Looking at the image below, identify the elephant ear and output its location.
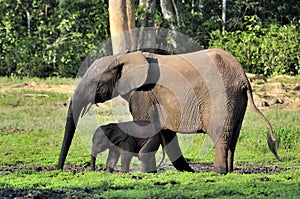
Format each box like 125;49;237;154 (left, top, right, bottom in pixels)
116;51;149;96
105;124;128;146
71;51;149;125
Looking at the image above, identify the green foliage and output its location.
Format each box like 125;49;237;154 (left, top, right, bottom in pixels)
0;0;108;77
210;16;300;76
275;127;299;150
176;0;300;48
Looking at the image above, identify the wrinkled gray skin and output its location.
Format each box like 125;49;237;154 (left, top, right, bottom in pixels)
58;49;280;174
91;121;165;173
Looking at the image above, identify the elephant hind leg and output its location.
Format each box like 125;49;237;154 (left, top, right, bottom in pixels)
213;130;233;174
162;130;195;172
227;98;247;173
227;122;243;172
105;148;120;173
213;98;247;174
139;153;157;173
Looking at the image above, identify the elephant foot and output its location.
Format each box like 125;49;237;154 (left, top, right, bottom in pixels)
228;165;234;173
213;166;228;175
172;156;195;172
56;165;63;170
105;167;114;173
147;170;157;173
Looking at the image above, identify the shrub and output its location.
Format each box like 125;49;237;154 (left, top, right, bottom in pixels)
0;0;109;77
210;16;300;76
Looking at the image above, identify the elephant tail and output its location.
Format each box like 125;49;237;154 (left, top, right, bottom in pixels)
246;88;281;161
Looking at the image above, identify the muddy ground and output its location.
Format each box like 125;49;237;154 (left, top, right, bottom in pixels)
0;162;287;175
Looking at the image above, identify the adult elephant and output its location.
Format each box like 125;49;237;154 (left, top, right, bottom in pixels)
57;49;280;174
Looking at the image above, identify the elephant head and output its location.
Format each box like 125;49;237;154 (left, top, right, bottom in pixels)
91;124;128;157
91;124;129;172
91;128;110;156
57;51;150;169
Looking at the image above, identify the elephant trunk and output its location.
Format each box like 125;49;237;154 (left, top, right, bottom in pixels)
57;101;76;170
91;155;96;171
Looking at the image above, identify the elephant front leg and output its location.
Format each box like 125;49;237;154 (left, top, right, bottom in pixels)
120;150;133;172
105;148;120;173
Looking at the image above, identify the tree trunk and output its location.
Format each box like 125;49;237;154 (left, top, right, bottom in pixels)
160;0;183;27
109;0;136;54
222;0;226;32
138;0;156;27
160;0;176;23
126;0;137;51
137;0;156;51
160;0;183;51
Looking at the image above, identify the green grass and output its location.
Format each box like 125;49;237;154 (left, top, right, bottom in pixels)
268;75;300;84
1;170;300;198
236;109;300;166
0;77;300;198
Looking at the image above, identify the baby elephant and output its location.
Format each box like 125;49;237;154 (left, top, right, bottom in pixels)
91;120;163;173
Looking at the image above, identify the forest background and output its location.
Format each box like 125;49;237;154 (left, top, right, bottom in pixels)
0;0;299;77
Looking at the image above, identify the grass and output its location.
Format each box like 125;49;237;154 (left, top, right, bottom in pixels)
0;77;300;198
1;170;300;198
268;75;300;84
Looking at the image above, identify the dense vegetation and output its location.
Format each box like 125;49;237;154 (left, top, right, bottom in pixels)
210;20;299;75
0;0;299;77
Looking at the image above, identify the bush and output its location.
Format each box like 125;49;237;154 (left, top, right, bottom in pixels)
209;16;300;76
0;0;109;77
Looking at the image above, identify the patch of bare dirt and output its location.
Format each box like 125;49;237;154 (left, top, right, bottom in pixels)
0;82;74;94
0;162;287;175
1;75;299;109
158;162;287;174
247;75;300;110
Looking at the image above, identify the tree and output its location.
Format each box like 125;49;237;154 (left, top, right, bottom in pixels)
108;0;136;54
137;0;156;50
222;0;226;32
160;0;184;28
